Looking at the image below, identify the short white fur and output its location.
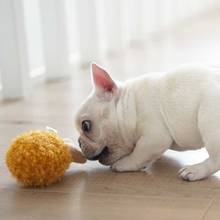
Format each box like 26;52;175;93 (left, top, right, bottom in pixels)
75;63;220;181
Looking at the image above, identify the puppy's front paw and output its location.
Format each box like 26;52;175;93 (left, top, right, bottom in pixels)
178;165;207;181
111;161;127;172
111;160;140;172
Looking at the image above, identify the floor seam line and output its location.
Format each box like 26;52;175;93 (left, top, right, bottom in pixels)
200;198;214;220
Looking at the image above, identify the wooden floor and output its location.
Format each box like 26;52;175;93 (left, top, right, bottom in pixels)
1;11;220;220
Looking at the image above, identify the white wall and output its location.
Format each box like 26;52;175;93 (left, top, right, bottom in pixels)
65;0;80;63
23;0;45;77
0;0;219;100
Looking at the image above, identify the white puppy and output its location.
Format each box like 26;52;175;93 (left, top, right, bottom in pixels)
75;63;220;181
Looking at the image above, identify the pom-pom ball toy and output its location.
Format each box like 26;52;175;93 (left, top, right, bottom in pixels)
6;128;86;187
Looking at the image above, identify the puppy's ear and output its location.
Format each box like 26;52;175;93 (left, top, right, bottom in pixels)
91;63;118;101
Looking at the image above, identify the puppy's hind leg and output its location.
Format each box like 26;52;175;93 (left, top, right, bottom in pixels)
179;157;220;181
179;89;220;181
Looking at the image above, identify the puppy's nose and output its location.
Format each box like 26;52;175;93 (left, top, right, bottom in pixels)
78;138;82;148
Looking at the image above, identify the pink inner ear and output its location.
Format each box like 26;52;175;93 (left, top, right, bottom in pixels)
92;63;116;92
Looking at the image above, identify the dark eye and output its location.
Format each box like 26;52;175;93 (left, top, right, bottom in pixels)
82;120;92;132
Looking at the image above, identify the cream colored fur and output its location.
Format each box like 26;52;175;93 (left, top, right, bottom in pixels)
76;63;220;181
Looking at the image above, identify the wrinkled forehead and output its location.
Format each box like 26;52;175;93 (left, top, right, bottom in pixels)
75;97;99;123
75;96;111;128
75;106;90;130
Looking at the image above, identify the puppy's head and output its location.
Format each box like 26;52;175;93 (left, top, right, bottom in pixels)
75;63;132;165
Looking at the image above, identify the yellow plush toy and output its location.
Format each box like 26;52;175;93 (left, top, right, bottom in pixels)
6;128;86;187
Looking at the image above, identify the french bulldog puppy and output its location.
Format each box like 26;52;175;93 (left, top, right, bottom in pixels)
75;63;220;181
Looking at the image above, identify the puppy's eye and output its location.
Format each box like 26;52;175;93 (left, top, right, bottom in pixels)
82;120;92;132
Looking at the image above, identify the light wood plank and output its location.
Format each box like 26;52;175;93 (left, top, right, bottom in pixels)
0;189;211;220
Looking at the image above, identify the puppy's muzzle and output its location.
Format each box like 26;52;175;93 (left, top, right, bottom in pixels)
78;138;109;161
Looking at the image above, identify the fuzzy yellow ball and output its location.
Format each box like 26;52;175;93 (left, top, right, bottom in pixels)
6;130;86;187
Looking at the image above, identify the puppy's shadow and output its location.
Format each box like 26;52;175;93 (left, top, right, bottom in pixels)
58;154;183;190
151;153;182;172
57;154;182;188
20;150;220;193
